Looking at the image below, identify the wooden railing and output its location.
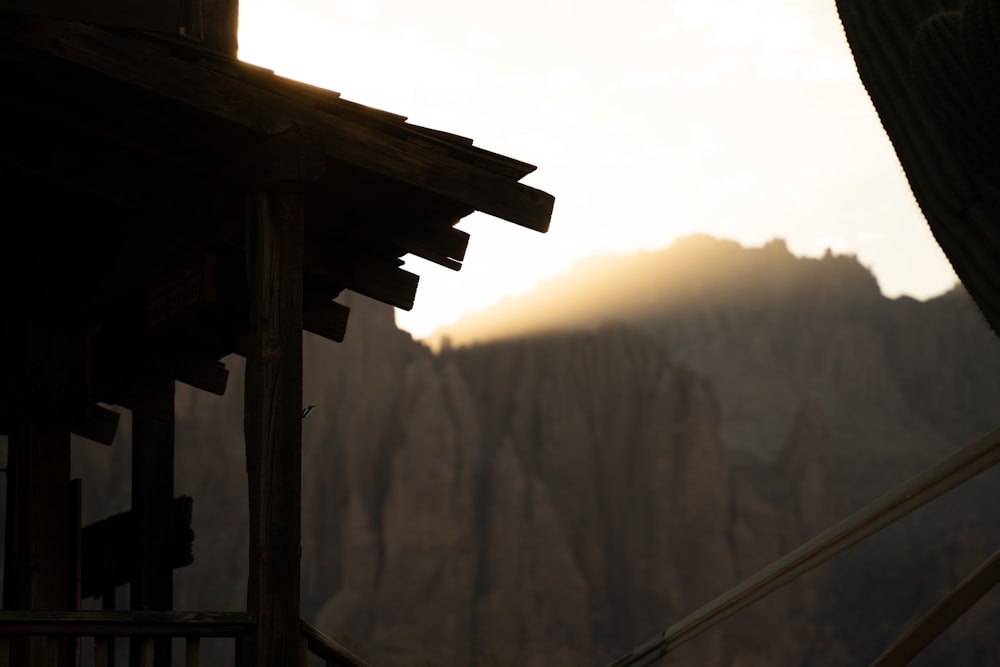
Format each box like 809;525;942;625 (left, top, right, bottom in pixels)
0;612;374;667
301;621;372;667
0;610;254;666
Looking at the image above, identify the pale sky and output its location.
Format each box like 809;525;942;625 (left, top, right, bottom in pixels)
238;0;959;338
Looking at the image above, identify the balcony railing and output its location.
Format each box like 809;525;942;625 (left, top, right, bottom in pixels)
0;611;371;667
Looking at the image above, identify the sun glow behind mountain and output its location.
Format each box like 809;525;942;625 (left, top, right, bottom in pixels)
238;0;959;338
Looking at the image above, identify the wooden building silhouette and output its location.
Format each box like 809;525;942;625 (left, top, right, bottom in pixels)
0;1;553;664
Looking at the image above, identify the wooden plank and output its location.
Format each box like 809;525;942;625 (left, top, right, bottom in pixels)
238;124;327;188
144;253;218;337
0;110;168;211
300;621;372;667
69;478;82;667
346;266;419;311
199;0;238;56
303;296;350;344
71;405;120;447
165;358;229;396
101;591;116;667
0;611;255;637
0;0;182;33
244;190;304;667
94;638;110;667
384;224;471;271
34;638;47;667
0;17;555;233
130;377;175;667
94;367;171;422
183;637;199;667
81;496;193;599
137;638;154;667
99;358;226;405
305;251;420;311
8;323;91;434
2;420;72;667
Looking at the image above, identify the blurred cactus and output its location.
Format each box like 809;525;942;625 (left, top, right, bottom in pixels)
836;0;1000;337
961;0;1000;96
910;11;1000;174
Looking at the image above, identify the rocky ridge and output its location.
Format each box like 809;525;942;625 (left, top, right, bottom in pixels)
61;236;1000;666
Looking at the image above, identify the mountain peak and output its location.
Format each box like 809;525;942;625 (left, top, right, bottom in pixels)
431;235;882;349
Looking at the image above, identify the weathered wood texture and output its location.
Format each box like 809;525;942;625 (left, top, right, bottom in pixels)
0;611;255;636
130;376;176;667
81;498;193;599
0;0;182;32
301;621;373;667
0;17;553;234
0;611;263;666
244;190;304;667
199;0;238;56
2;421;73;667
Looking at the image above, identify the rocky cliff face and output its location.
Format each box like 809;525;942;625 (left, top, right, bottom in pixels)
62;237;1000;666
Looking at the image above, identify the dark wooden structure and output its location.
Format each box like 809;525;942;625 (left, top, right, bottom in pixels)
0;1;553;664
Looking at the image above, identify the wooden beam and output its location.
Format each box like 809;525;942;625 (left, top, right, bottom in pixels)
301;621;373;667
2;422;72;608
130;377;176;667
0;0;182;33
303;295;350;343
199;0;238;56
71;404;120;447
239;124;328;188
0;17;555;233
385;224;470;271
144;253;218;337
347;265;419;311
165;357;229;396
244;190;304;667
0;610;255;636
2;420;73;667
80;496;193;599
95;367;173;423
305;250;420;311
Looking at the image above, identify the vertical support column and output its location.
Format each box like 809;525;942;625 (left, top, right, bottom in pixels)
200;0;240;56
245;189;304;666
2;421;72;667
130;377;175;667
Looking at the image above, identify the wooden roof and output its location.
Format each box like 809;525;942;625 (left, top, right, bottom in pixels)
0;11;554;440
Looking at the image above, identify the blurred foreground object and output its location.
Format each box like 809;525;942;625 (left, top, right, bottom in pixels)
836;0;1000;336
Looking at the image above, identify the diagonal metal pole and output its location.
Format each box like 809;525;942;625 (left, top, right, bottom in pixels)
868;546;1000;667
608;426;1000;667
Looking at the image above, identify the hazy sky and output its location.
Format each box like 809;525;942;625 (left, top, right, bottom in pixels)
238;0;958;338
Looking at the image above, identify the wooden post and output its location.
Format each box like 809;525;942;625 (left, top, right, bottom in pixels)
2;420;72;667
201;0;239;56
244;189;304;667
130;377;175;667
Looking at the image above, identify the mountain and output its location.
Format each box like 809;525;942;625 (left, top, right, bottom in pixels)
437;235;1000;500
61;236;1000;666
